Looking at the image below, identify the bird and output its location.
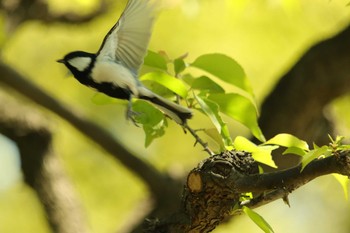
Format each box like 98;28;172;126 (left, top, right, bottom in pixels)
57;0;193;125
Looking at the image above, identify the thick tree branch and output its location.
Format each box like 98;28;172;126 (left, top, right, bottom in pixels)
144;24;350;233
0;0;109;33
0;61;178;204
146;150;350;232
235;151;350;193
258;25;350;145
0;93;90;233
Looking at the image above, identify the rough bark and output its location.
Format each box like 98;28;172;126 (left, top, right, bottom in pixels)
1;0;350;232
145;150;350;232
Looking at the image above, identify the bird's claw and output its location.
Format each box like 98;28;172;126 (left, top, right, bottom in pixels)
126;108;141;127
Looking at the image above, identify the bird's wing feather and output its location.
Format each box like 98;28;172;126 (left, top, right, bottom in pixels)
97;0;156;74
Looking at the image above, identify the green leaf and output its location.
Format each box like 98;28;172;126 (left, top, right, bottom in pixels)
182;73;195;86
243;206;274;233
328;135;350;151
203;128;225;149
191;76;225;93
253;146;279;168
140;72;188;98
333;174;349;200
301;146;329;171
338;144;350;151
283;146;307;156
191;53;252;94
144;50;168;70
233;136;277;168
195;95;233;148
208;93;265;142
141;81;175;98
264;133;309;151
174;57;187;75
234;136;259;151
240;192;253;202
132;100;167;147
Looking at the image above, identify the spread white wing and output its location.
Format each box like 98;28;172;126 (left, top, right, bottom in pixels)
97;0;156;74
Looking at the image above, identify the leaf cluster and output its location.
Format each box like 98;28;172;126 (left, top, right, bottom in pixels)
90;50;350;232
143;51;264;147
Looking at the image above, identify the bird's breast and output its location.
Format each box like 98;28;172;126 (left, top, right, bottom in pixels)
91;61;139;96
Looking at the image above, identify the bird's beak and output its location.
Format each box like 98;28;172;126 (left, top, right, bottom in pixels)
56;59;65;63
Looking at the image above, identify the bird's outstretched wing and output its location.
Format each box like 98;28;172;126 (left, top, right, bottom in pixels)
96;0;156;74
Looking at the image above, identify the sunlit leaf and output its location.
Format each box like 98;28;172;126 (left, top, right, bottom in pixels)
333;174;349;200
141;80;175;98
256;145;279;167
301;146;329;171
283;146;307;156
240;192;253;202
264;133;309;151
208;93;265;142
233;136;277;168
132;100;167;147
233;136;258;151
328;135;350;151
195;95;233;148
204;128;225;149
313;142;320;149
140;72;188;98
191;53;252;94
144;50;168;70
338;144;350;151
334;135;345;144
191;76;225;93
243;206;274;233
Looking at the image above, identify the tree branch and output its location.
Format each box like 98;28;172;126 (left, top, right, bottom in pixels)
0;60;177;203
183;123;214;155
0;0;109;33
0;93;90;233
258;25;350;146
146;150;350;232
235;151;350;193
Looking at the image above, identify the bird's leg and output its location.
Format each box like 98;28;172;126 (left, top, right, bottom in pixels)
126;97;140;126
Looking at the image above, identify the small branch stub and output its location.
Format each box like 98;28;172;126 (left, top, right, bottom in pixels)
180;150;258;232
187;171;203;193
147;149;350;232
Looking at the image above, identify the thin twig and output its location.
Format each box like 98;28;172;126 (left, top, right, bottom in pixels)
183;122;214;155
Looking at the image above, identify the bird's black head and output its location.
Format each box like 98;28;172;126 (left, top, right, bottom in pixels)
57;51;96;82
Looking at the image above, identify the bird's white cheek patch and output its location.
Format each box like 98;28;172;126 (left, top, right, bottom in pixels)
68;57;92;71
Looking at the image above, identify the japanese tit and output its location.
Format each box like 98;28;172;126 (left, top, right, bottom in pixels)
57;0;193;124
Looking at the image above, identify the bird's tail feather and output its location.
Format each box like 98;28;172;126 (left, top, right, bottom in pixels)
138;87;193;124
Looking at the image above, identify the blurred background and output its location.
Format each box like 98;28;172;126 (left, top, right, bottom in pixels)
0;0;350;232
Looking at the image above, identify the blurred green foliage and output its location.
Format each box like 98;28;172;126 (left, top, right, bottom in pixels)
1;0;350;233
